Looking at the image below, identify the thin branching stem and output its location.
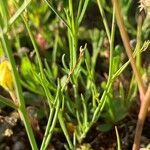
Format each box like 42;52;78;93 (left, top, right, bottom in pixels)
97;0;111;42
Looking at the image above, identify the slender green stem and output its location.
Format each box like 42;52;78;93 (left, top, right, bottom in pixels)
43;0;72;32
58;110;74;149
13;1;44;78
97;0;111;42
40;81;53;107
81;94;88;125
22;17;44;78
69;0;74;28
43;99;60;149
68;0;77;69
21;80;45;96
9;0;31;26
78;0;90;25
77;0;83;19
92;5;115;123
92;81;112;122
0;27;38;150
40;81;61;150
40;108;55;150
108;6;115;80
136;15;142;69
115;126;121;150
0;0;8;29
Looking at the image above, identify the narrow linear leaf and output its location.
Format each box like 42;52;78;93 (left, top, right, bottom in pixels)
0;95;18;109
8;0;32;27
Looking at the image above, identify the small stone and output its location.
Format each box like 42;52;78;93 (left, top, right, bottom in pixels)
3;128;13;137
12;141;26;150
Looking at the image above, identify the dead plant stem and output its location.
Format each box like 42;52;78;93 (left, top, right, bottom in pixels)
112;0;150;150
133;85;150;150
112;0;146;97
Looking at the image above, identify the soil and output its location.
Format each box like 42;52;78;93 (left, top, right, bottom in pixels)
0;105;150;150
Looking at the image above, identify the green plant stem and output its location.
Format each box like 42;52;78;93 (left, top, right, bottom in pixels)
78;0;90;25
115;126;121;150
92;5;115;123
105;6;116;121
68;0;77;69
97;0;111;42
40;108;55;150
77;0;83;20
58;110;74;149
81;94;88;125
43;0;71;32
91;41;143;122
77;124;92;143
1;0;32;33
22;17;44;78
92;81;112;122
112;0;146;98
0;0;8;29
69;33;77;70
0;27;38;150
38;75;53;108
89;37;145;142
43;99;60;150
40;81;61;150
136;15;142;69
108;5;115;80
21;80;45;96
9;0;31;25
12;1;44;78
76;7;116;142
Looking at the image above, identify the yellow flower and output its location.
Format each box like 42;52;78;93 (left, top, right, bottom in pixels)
0;59;14;92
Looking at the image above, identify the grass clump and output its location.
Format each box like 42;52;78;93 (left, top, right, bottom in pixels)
0;0;150;149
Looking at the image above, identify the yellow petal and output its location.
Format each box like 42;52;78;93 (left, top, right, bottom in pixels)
0;60;13;91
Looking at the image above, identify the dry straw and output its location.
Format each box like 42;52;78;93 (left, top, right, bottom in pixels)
139;0;150;12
